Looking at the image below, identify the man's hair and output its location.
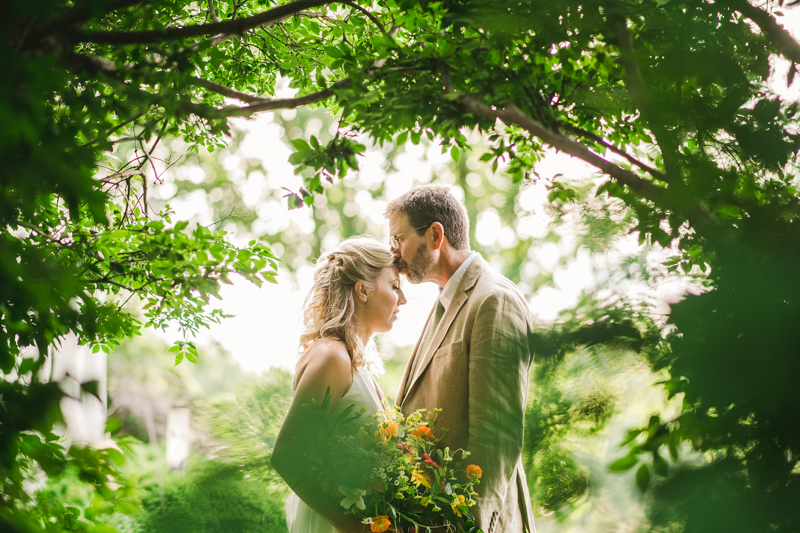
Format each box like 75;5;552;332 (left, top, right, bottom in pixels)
385;185;470;250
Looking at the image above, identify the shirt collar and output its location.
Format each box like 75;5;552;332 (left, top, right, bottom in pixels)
439;252;477;310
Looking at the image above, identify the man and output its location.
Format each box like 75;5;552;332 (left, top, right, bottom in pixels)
386;185;536;533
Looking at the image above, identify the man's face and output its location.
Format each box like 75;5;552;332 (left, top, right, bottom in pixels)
388;212;433;284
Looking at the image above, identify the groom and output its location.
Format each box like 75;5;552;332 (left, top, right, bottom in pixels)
387;185;536;533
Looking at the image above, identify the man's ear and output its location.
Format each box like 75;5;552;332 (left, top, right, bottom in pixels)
430;222;446;250
354;281;369;303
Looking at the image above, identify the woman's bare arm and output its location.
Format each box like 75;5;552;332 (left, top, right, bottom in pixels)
271;341;364;533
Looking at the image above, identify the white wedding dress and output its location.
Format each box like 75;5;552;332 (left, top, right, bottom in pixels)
285;368;384;533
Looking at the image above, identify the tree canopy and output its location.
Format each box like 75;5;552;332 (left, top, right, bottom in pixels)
4;0;800;532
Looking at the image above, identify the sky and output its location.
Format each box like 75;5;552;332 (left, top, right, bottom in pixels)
156;7;800;374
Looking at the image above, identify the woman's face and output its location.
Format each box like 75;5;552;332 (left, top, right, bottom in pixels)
361;267;407;334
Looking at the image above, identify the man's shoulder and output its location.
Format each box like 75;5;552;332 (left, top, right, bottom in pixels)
472;263;526;302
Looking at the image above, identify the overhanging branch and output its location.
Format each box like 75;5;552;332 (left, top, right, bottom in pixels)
497;102;667;200
185;39;401;118
22;0;143;49
441;67;721;232
189;77;271;104
441;67;665;201
730;0;800;64
186;78;352;118
75;0;330;45
338;0;389;36
562;125;666;181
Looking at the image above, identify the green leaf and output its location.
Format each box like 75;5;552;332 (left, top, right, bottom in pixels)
18;357;38;375
105;418;121;435
288;151;309;165
635;464;651;492
608;453;639;472
324;46;342;59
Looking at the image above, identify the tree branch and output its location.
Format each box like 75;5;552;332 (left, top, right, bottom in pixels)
22;0;143;49
189;77;272;104
96;169;145;183
186;80;349;118
208;0;222;23
437;68;661;200
562;124;667;181
499;114;654;197
185;42;401;119
338;0;388;36
75;0;332;45
501;103;667;201
440;68;722;233
16;222;62;243
729;0;800;64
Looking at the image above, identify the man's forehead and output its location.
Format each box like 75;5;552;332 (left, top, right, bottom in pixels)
388;212;410;233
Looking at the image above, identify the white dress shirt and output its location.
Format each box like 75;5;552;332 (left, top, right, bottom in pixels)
439;251;477;310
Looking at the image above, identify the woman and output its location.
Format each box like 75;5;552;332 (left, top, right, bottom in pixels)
272;236;407;533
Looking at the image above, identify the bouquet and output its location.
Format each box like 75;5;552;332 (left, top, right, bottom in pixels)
297;391;484;533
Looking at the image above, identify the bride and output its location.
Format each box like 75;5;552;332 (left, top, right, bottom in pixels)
272;236;407;533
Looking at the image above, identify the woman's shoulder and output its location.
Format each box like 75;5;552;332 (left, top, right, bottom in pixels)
306;337;350;361
297;338;352;381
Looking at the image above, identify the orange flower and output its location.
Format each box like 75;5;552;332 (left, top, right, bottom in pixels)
371;515;391;533
411;425;432;441
466;464;482;480
381;420;399;440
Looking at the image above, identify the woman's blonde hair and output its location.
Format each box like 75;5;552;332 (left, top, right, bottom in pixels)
298;235;395;374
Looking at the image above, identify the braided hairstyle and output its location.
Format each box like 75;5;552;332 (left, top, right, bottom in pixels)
298;235;394;376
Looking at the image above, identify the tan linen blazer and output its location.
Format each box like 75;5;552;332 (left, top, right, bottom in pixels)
397;255;536;533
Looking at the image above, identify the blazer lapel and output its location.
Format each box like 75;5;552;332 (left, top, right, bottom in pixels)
401;255;487;406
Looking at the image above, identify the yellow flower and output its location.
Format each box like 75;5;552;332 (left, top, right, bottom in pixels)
411;468;431;489
466;464;482;480
371;515;391;533
451;494;466;517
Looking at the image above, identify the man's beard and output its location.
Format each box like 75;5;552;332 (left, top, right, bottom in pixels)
396;240;432;284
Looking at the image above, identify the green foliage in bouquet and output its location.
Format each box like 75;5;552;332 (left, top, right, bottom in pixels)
296;390;484;533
